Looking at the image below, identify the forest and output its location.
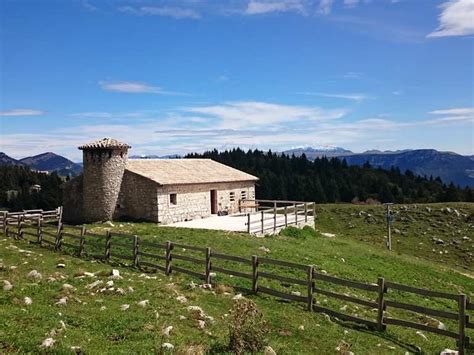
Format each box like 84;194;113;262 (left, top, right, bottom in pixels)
0;165;63;211
187;149;473;203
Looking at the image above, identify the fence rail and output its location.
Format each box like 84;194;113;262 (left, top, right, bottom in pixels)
0;209;472;354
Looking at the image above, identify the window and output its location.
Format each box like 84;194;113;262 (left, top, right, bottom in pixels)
241;190;247;200
229;192;235;202
170;193;177;205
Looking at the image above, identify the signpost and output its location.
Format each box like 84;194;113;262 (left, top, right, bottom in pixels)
384;203;394;251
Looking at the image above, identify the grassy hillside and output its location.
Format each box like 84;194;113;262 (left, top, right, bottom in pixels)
1;203;473;354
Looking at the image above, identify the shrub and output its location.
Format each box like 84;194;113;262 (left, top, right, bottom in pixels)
228;299;269;354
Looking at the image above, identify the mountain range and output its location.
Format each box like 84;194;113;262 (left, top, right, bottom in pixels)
1;147;473;187
0;152;82;177
283;147;474;188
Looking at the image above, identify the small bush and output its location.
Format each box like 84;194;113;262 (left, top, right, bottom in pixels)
228;299;269;355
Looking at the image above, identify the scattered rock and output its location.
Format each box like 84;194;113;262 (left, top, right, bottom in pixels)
440;349;458;355
3;280;13;291
198;320;205;329
55;297;68;306
162;343;174;350
40;337;55;348
263;346;277;355
104;221;115;227
161;326;173;337
28;270;42;281
298;325;305;331
233;294;244;300
86;280;103;289
24;297;33;305
110;269;122;279
416;331;428;340
62;283;76;292
321;233;336;238
258;246;271;253
291;291;301;296
176;295;188;303
137;300;149;308
120;304;130;311
56;263;66;268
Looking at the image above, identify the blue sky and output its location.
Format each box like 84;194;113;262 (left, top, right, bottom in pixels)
0;0;473;161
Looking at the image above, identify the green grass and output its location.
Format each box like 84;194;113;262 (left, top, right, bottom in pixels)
1;202;473;354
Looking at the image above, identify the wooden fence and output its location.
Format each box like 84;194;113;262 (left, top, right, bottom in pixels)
0;213;472;353
243;200;316;234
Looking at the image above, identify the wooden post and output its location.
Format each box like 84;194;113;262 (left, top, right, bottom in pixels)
247;213;251;234
79;226;85;256
273;206;277;232
2;212;7;235
284;206;288;227
205;247;212;284
294;203;298;225
55;222;63;250
105;230;111;260
307;265;314;312
133;235;139;267
252;255;258;294
377;277;386;331
165;241;172;276
458;294;467;354
37;217;42;245
58;206;63;224
261;211;264;234
304;203;308;222
18;215;23;240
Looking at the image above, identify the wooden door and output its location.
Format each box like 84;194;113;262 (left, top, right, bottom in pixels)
210;190;217;214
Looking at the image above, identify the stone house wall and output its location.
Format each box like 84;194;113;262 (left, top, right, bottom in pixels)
157;181;255;224
115;171;159;222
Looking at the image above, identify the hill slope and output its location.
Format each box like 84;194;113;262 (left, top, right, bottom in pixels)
0;152;23;166
19;152;82;177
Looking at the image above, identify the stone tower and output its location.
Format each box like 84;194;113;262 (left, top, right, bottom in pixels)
78;138;131;222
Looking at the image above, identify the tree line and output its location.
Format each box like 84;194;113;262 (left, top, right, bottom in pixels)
0;165;63;211
187;149;473;203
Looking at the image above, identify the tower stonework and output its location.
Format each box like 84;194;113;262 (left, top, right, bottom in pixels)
78;138;131;222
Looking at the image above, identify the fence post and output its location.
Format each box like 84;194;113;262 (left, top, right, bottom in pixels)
305;203;308;222
18;215;23;240
205;247;212;284
252;255;259;294
165;241;172;276
294;203;298;225
247;213;251;234
377;277;386;331
105;230;111;260
261;211;264;234
55;222;63;251
458;294;467;354
307;265;314;312
37;217;42;245
2;212;7;235
133;235;139;268
79;226;85;256
273;206;277;232
284;206;288;227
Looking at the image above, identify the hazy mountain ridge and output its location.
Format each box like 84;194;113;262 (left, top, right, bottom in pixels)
0;153;24;166
284;147;474;188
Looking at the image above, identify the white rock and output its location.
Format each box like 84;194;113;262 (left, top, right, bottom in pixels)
28;270;42;281
104;221;115;227
137;300;149;308
198;320;205;329
55;297;68;306
3;280;13;291
100;306;107;311
110;269;122;279
291;291;301;296
24;296;33;305
298;325;305;331
263;346;277;355
321;232;336;238
70;346;81;352
233;294;244;300
83;272;95;278
340;257;346;263
40;337;55;348
258;246;271;253
127;286;134;293
416;331;428;340
62;283;76;292
176;295;188;303
161;326;173;337
440;349;458;355
116;288;126;295
106;280;114;287
162;343;174;350
340;305;348;311
56;263;66;268
86;280;103;289
120;304;130;311
179;315;187;320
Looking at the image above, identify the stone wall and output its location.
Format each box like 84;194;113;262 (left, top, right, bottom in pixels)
115;171;159;222
82;149;128;222
62;175;84;224
157;181;255;224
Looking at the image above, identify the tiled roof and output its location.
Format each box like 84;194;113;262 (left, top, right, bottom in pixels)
126;159;259;185
78;138;131;150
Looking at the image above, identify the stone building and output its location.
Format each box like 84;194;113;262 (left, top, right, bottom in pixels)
63;138;258;224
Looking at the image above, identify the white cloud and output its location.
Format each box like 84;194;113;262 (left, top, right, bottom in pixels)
343;71;364;79
429;107;474;115
118;6;200;19
298;92;371;101
70;111;145;119
183;101;347;129
427;107;474;125
344;0;360;7
427;0;474;38
98;81;188;96
245;1;306;15
0;109;45;116
317;0;334;15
